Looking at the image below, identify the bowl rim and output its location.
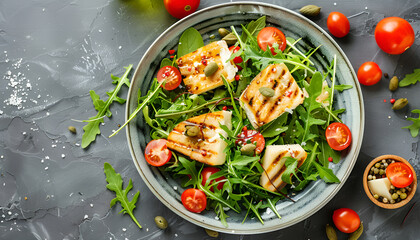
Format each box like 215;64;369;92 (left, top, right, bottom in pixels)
125;1;365;234
363;154;417;209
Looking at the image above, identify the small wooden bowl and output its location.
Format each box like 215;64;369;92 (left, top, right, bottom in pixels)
363;155;417;209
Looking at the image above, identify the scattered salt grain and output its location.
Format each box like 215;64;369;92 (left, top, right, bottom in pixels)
122;228;127;232
61;154;65;158
45;167;48;170
84;214;88;219
8;211;12;215
173;186;178;191
119;46;122;50
90;203;94;207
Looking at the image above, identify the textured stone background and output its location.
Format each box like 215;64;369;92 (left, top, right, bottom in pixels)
0;0;419;239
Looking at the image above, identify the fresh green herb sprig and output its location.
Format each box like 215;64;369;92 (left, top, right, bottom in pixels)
104;162;142;229
403;109;420;137
81;65;132;148
399;68;420;87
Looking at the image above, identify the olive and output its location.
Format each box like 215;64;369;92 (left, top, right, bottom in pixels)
205;228;219;238
154;216;168;230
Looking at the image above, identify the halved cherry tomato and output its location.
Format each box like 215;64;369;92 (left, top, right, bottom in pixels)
257;27;287;55
325;122;352;151
357;62;382;86
333;208;360;233
375;17;414;55
327;12;350;38
386;162;414;188
163;0;200;19
157;66;182;90
181;188;207;213
236;129;265;154
144;139;172;166
201;167;226;191
229;46;243;70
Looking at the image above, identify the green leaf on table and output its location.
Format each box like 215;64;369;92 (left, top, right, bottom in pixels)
399;69;420;87
403;109;420;137
103;162;142;229
313;161;340;183
281;157;299;185
81;65;133;148
177;27;204;58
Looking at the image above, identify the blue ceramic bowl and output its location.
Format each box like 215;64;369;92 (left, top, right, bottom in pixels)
126;2;364;234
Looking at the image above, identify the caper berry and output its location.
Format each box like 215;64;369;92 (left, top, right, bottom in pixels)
375;163;381;168
154;216;168;230
68;126;77;134
392;193;399;200
400;193;407;200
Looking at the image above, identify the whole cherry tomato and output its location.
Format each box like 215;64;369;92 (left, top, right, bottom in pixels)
144;139;172;166
327;12;350;38
163;0;200;19
201;167;226;191
325;122;352;151
157;66;182;90
357;62;382;86
257;27;287;55
375;17;415;55
386;162;414;188
181;188;207;213
332;208;361;233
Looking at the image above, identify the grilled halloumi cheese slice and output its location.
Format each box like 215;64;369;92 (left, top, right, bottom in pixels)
260;144;307;192
240;63;305;129
176;40;238;94
167;111;232;166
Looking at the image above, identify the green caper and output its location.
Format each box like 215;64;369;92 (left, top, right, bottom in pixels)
348;222;364;240
154;216;168;230
375;163;381;168
392;193;399;200
218;28;230;38
205;228;219;238
325;224;337;240
222;33;237;45
299;5;321;17
204;62;219;77
184;125;200;137
389;76;399;91
400;192;407;200
259;87;275;97
241;144;256;156
392;98;408;110
68;126;77;134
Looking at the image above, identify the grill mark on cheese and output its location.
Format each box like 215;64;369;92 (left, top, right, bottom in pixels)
270;165;287;184
267;152;287;172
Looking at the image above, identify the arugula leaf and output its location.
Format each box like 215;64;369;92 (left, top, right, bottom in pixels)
319;140;341;166
160;58;172;68
104;162;142;229
241;16;266;43
260;197;281;219
82;65;132;148
399;69;420;87
215;203;229;227
334;84;353;92
313;162;340;183
261;113;289;138
178;157;199;187
281;157;299;185
403;109;420;137
177;27;204;58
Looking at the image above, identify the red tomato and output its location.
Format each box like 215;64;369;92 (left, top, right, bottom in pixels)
386;162;414;188
357;62;382;86
375;17;415;55
327;12;350;38
325;122;352;151
333;208;361;233
201;167;226;191
257;27;287;55
236;129;265;154
144;139;172;167
163;0;200;19
181;188;207;213
156;66;182;90
229;46;243;70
